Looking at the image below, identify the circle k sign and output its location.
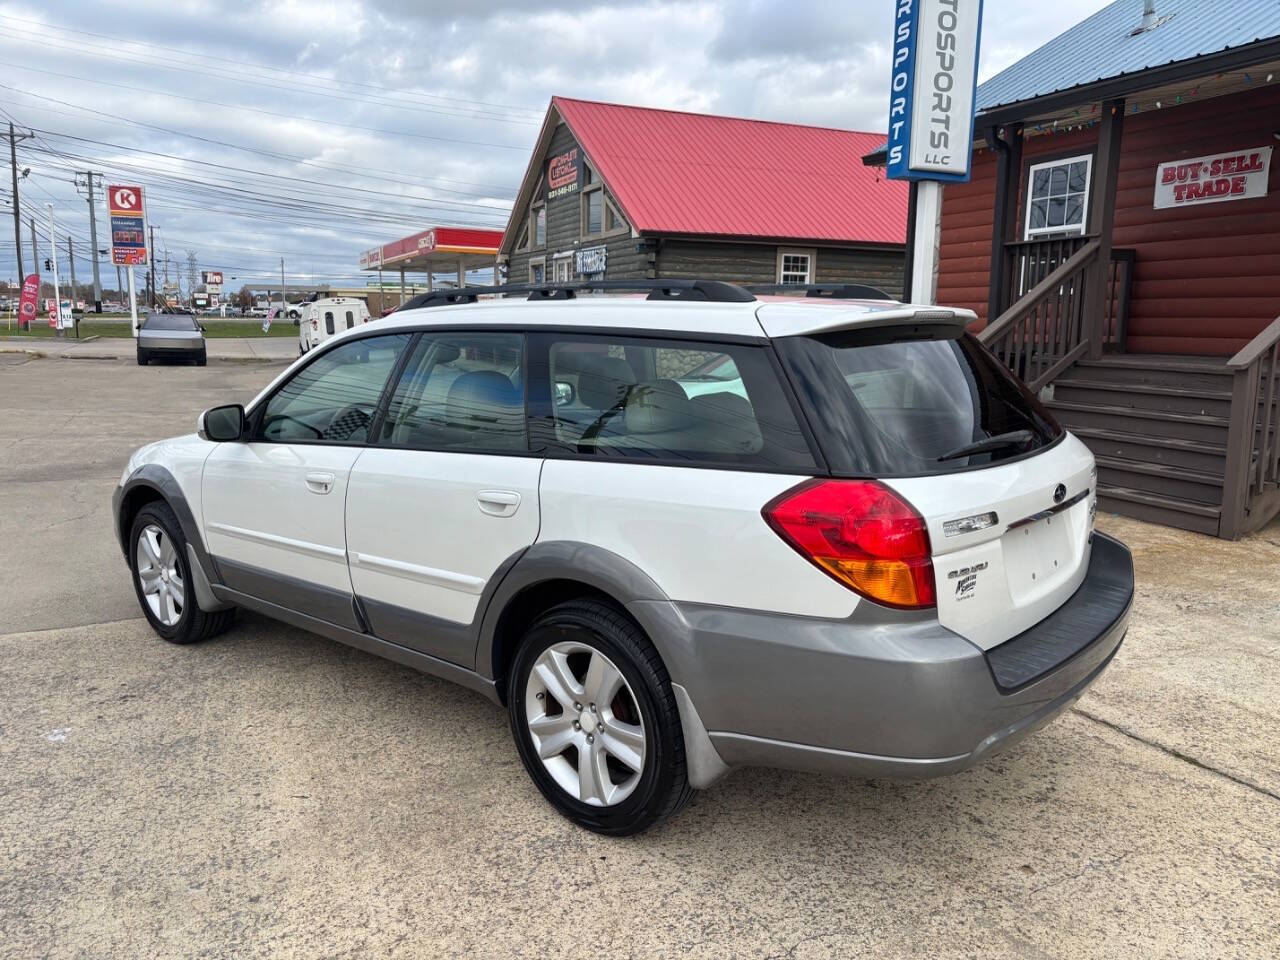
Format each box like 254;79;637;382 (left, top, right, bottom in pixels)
108;185;144;214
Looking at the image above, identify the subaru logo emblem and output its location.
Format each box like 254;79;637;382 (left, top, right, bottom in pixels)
1053;484;1067;504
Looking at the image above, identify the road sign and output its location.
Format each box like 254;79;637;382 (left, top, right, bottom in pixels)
108;184;149;266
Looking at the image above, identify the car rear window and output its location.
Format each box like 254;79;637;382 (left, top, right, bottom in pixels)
777;327;1061;477
144;313;197;331
540;334;816;471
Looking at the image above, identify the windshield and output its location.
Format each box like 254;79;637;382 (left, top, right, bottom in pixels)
145;313;198;331
777;328;1061;476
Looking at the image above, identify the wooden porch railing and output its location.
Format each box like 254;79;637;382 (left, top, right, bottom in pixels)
979;239;1101;392
1221;315;1280;538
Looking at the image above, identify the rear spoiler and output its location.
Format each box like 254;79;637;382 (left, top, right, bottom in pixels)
755;302;979;339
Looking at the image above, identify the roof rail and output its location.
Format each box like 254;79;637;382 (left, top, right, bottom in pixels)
746;283;896;302
394;278;756;312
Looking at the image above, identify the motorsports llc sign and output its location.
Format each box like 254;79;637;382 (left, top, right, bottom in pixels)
886;0;984;182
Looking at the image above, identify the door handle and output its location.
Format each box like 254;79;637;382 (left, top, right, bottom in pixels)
305;471;335;495
477;489;520;517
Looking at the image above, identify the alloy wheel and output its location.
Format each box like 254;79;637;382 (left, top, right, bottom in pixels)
136;523;185;627
523;641;647;807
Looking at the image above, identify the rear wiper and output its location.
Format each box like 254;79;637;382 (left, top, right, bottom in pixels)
937;429;1036;462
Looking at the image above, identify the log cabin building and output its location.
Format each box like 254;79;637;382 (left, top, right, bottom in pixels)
499;97;907;296
867;0;1280;538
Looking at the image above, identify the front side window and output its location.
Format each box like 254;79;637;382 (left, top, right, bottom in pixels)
1025;154;1091;237
778;248;813;284
542;335;815;469
258;334;412;444
380;332;526;452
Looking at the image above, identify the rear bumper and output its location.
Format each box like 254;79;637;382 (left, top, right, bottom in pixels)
632;533;1133;784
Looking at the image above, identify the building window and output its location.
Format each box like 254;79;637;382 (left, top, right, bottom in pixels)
552;256;572;282
582;188;603;236
777;248;815;285
528;202;546;247
529;258;546;283
1025;155;1091;237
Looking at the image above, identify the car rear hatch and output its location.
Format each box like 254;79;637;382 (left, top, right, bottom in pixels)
770;312;1097;650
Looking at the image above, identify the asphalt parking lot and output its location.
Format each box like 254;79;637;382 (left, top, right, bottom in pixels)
1;351;1278;959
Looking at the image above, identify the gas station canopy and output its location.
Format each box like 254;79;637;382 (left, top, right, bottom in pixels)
358;226;503;279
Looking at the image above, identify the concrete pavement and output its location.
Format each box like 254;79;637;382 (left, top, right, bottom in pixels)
0;335;297;361
1;354;1278;958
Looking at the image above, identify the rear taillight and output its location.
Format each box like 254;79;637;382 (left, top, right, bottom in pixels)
763;479;936;609
310;319;318;330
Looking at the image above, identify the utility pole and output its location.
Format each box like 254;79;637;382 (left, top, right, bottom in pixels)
280;256;286;311
8;123;31;282
76;171;103;312
148;224;156;308
67;234;79;338
29;215;35;278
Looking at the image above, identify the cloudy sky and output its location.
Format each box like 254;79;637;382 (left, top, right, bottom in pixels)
0;0;1112;295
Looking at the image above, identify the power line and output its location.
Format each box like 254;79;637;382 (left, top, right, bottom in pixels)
0;23;541;126
0;12;545;118
0;66;532;151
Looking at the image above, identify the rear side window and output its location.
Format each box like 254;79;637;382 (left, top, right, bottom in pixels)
777;328;1061;477
324;311;335;335
380;332;526;452
539;334;815;470
345;310;355;329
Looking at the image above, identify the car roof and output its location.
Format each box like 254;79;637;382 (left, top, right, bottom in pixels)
375;294;975;340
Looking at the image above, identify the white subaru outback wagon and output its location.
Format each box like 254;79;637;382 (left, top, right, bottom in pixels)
113;280;1134;835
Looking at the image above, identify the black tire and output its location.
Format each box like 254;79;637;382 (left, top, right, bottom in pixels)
128;501;235;645
196;352;207;366
508;599;694;835
136;350;148;366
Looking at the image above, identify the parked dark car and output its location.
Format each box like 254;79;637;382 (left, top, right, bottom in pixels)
137;312;207;366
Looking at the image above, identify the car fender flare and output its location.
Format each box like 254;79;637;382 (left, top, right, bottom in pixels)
475;540;731;789
115;465;218;592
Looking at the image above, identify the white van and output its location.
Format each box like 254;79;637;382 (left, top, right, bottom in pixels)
296;297;372;354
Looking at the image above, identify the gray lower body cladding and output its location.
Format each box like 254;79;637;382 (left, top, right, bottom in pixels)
632;533;1133;781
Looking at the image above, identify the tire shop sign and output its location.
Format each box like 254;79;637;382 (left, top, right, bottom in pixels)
1154;147;1271;209
546;147;583;200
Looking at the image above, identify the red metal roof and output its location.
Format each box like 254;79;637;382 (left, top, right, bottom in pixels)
552;97;907;246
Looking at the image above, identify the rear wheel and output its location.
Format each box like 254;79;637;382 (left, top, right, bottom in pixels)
136;350;148;366
128;501;235;644
508;600;693;835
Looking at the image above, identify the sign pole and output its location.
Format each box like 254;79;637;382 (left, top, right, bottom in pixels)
128;267;138;336
46;204;62;338
910;181;944;304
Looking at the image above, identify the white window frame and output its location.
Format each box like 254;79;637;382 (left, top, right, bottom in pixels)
528;256;546;283
551;253;573;282
776;247;816;285
1023;154;1092;239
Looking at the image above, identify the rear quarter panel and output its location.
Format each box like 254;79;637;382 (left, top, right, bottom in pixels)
537;460;859;618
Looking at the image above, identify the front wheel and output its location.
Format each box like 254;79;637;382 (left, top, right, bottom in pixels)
128;501;235;644
508;600;693;835
136;351;147;366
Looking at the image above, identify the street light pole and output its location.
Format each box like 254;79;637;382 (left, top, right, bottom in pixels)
82;171;103;312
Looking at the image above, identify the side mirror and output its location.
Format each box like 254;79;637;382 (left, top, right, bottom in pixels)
554;380;575;406
198;403;246;442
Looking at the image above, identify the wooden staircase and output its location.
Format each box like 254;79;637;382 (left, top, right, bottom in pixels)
977;232;1280;539
1042;356;1234;535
